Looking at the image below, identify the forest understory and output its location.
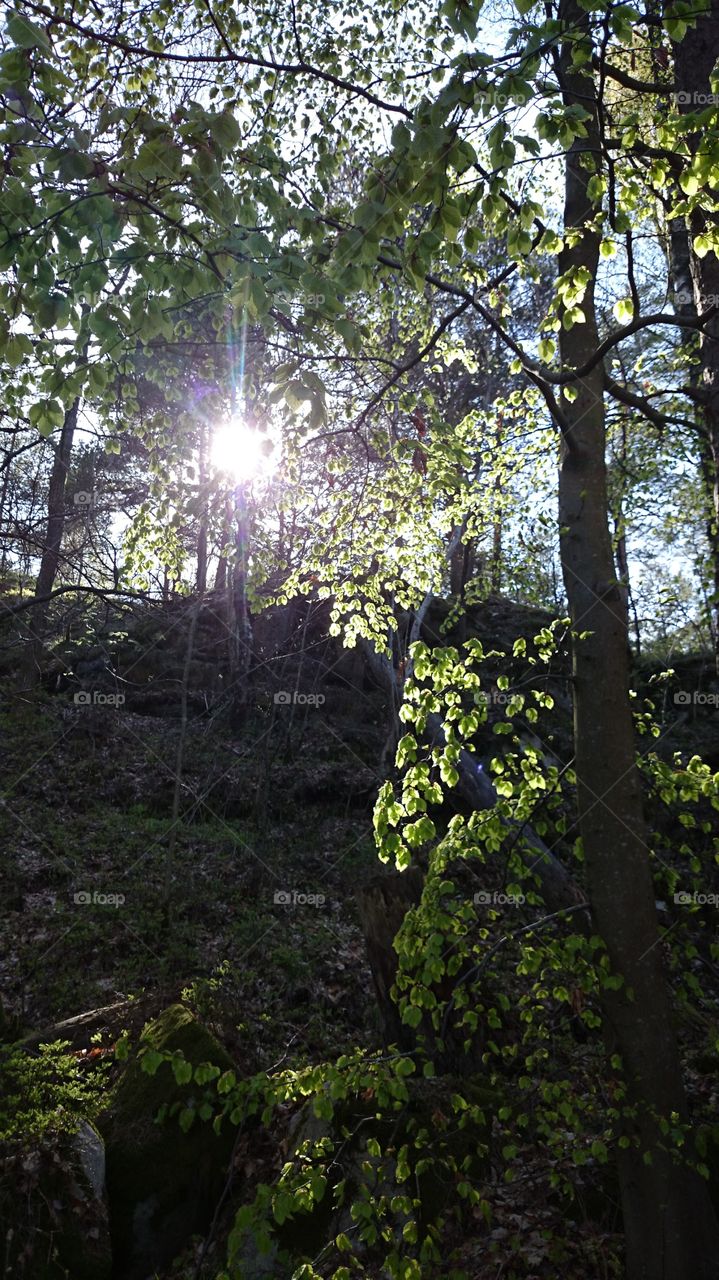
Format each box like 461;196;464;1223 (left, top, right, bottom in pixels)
1;592;718;1280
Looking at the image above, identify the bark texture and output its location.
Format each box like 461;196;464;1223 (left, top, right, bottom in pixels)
672;0;719;672
31;397;80;666
557;3;719;1273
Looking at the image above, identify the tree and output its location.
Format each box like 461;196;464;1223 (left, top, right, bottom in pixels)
671;0;719;674
2;0;719;1271
554;1;717;1270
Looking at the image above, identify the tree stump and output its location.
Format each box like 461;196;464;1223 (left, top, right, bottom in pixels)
357;868;488;1076
356;868;424;1050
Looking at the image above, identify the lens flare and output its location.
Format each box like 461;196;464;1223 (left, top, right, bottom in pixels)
210;419;274;483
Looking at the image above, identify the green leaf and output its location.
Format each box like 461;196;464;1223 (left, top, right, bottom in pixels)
135;138;180;181
29;398;64;437
217;1069;236;1094
439;759;459;787
4;334;31;369
58;150;95;181
7;11;51;50
402;1005;422;1028
613;298;634;323
172;1058;193;1085
210;110;241;152
140;1049;164;1076
694;231;717;259
562;305;585;330
114;1034;131;1061
178;1107;195;1133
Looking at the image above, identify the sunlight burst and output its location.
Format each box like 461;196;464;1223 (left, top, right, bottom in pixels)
210;419;275;484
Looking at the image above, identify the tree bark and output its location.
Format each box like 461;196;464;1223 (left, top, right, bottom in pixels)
557;3;719;1274
228;483;253;730
360;632;586;920
31;397;81;665
672;0;719;673
196;423;209;594
213;497;233;593
425;712;586;921
356;868;424;1050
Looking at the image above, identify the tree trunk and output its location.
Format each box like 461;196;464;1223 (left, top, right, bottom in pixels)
557;3;719;1274
425;712;586;920
356;868;424;1050
213;497;233;592
196;423;208;594
614;522;640;655
358;637;585;915
490;418;503;593
228;483;253;730
672;0;719;673
31;397;80;663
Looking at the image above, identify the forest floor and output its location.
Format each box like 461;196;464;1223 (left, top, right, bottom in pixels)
1;598;718;1278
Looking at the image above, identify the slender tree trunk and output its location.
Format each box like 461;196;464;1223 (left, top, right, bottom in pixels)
672;0;719;673
164;593;202;921
611;416;641;655
31;397;80;663
614;521;641;656
196;423;208;594
214;545;227;593
0;424;20;576
228;483;253;730
664;227;718;657
213;497;233;592
557;4;718;1274
490;418;503;593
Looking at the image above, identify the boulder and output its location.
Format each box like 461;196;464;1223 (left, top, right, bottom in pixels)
231;1075;498;1273
98;1004;235;1280
0;1120;112;1280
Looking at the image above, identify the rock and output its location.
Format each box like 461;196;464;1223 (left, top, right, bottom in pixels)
74;1118;106;1199
0;1120;112;1280
231;1075;498;1272
98;1003;236;1280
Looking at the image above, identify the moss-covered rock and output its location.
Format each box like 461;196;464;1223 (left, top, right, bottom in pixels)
98;1004;235;1280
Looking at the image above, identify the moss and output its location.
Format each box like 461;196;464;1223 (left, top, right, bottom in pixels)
99;1004;235;1280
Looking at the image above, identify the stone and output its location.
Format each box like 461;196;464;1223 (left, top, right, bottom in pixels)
0;1120;112;1280
99;1003;236;1280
